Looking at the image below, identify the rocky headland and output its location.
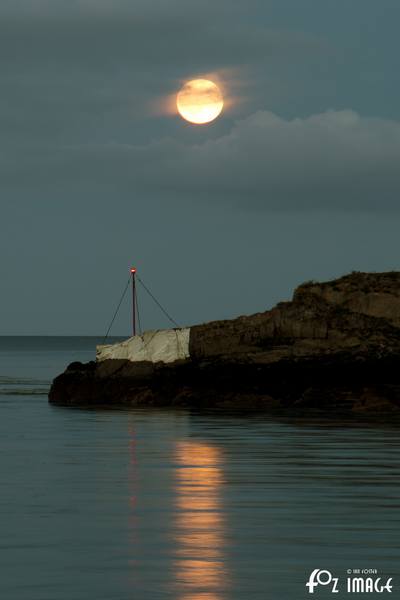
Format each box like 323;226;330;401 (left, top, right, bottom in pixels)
49;272;400;414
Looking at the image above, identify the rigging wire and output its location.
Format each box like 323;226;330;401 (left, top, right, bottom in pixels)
102;276;131;344
136;275;180;328
102;272;180;346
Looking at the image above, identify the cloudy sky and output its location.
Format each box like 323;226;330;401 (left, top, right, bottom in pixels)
2;0;400;334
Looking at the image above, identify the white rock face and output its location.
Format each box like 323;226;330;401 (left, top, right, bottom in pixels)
96;328;191;364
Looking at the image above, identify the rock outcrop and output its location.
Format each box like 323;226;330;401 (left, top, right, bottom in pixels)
97;328;190;363
295;271;400;327
49;272;400;414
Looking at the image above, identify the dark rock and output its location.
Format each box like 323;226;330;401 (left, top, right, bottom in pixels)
49;272;400;415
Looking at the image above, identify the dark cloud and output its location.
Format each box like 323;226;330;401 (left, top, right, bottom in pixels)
159;110;400;209
4;109;400;210
0;14;315;72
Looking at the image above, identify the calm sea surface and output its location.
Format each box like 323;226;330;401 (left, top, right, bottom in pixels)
0;337;399;600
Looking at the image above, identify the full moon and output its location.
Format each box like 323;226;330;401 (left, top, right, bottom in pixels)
177;79;224;124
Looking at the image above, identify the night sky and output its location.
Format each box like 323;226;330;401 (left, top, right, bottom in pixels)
2;0;400;334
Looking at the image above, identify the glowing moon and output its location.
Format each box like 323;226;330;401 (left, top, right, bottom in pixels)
177;79;224;124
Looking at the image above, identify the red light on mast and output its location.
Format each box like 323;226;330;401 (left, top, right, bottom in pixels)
130;267;137;274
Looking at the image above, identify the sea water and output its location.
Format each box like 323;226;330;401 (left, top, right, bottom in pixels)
0;337;399;600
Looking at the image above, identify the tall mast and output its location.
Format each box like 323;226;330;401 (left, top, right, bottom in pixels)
131;267;137;336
